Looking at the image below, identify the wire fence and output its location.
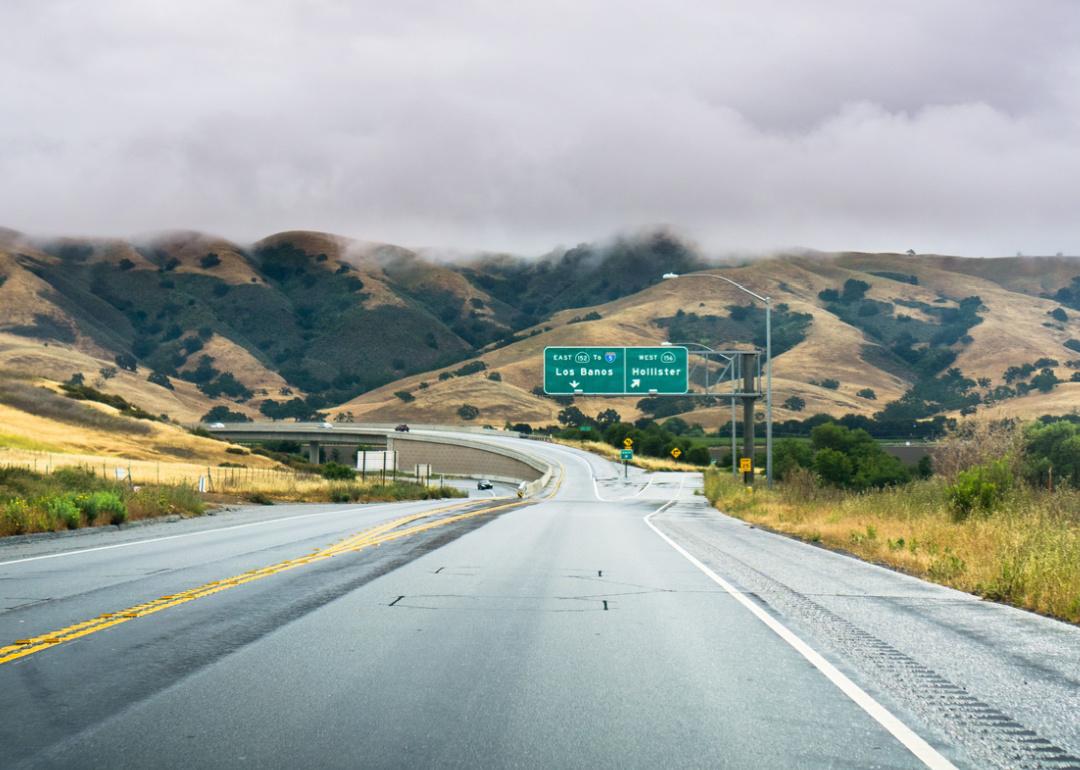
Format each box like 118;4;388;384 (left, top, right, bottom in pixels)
0;448;326;494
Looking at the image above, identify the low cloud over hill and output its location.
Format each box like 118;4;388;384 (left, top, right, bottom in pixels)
2;227;1079;433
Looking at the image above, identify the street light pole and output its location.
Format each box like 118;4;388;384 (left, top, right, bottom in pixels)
765;297;772;488
662;272;773;487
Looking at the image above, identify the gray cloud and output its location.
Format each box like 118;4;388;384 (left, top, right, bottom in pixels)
2;0;1079;256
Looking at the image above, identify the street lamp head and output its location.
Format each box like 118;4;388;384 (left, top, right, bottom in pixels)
661;272;680;279
660;341;672;346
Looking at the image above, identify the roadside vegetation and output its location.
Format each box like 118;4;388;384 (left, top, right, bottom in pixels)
0;466;204;536
513;409;714;465
0;459;467;537
704;419;1080;624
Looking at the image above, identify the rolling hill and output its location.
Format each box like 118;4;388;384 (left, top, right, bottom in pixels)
1;225;1079;434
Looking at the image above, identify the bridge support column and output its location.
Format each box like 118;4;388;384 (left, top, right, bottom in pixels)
307;441;321;464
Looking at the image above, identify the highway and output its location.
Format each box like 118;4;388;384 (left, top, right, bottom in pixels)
1;437;1078;769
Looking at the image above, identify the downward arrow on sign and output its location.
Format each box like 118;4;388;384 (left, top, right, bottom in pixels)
569;380;580;388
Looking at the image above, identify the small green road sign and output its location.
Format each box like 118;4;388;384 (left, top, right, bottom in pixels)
543;346;688;395
620;449;634;461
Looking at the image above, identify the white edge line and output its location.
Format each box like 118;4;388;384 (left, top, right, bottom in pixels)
0;499;450;568
644;502;957;770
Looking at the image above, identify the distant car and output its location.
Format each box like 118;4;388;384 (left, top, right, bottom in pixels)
395;424;410;432
477;479;493;490
210;422;225;428
321;422;334;429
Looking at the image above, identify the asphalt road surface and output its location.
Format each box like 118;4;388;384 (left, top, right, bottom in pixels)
1;437;1077;769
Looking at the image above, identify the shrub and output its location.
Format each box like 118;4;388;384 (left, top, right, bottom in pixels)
856;388;877;400
329;487;352;503
782;396;805;412
127;485;201;519
946;460;1012;519
245;492;274;505
394;390;415;402
76;491;125;524
200;252;222;268
320;462;356;481
813;448;854;487
3;498;31;534
808;422;910;489
774;438;813;480
685;446;711;466
1022;420;1080;487
818;378;840;390
43;494;81;529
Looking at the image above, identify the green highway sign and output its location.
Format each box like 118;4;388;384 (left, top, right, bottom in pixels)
620;449;634;461
543;346;688;395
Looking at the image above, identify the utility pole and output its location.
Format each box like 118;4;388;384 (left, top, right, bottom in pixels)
740;351;756;486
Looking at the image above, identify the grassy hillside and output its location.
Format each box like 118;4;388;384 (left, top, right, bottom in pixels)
2;225;1079;432
337;253;1080;430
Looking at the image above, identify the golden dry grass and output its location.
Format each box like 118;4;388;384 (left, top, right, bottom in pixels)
704;469;1080;624
0;398;276;467
0;447;459;504
0;335;259;423
0;447;285;487
177;333;292;397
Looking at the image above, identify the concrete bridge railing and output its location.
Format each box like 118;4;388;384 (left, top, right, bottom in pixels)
204;423;555;497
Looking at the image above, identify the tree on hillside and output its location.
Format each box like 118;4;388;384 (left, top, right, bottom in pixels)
202;406;251;423
783;395;805;411
596;408;621;426
147;371;173;390
115;353;137;372
457;404;480;421
841;279;870;303
558;406;587;427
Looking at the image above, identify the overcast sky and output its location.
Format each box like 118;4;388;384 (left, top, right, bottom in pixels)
2;1;1079;257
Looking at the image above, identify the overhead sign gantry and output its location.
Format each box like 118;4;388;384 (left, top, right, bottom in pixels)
543;346;689;395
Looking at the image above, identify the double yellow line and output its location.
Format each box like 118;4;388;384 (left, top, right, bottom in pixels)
0;494;532;666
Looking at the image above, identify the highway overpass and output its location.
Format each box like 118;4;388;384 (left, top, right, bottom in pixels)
206;422;546;482
1;431;1078;768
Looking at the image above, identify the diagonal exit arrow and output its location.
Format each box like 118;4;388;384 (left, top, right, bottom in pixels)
630;379;641;388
